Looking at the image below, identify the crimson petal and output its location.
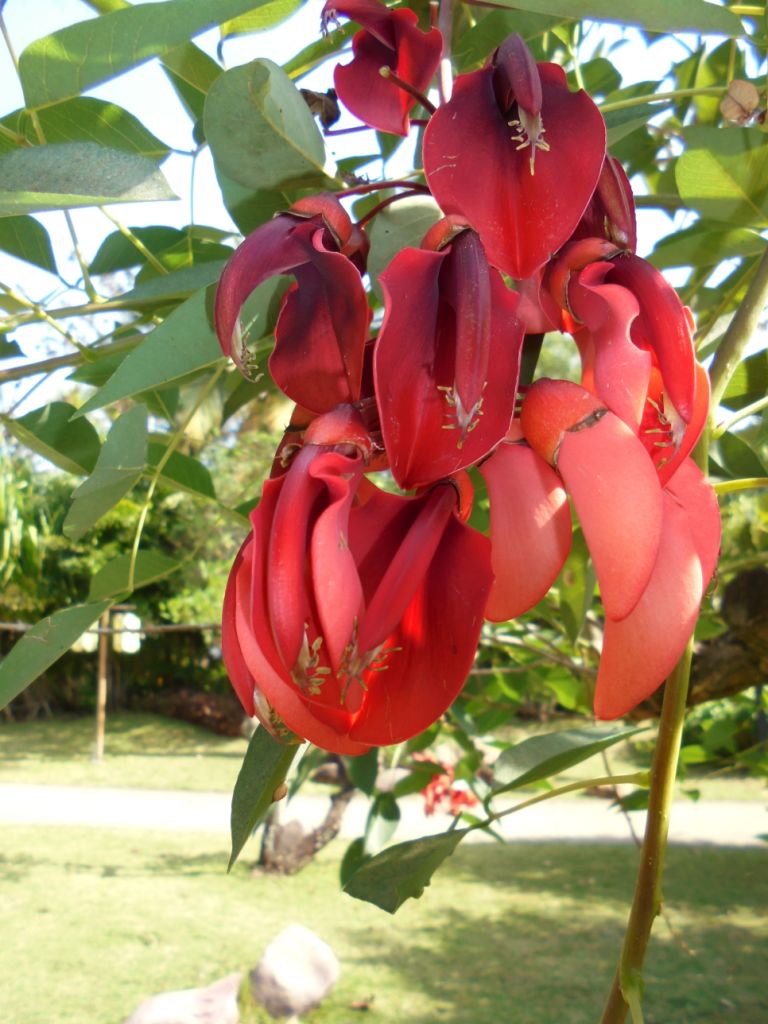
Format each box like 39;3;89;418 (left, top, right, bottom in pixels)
376;236;522;489
424;63;605;279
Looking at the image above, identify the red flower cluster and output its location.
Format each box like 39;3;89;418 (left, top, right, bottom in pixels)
216;4;720;754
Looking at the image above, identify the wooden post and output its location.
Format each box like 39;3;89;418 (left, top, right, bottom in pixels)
94;609;110;762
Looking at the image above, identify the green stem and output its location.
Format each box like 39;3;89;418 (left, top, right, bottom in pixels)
63;211;100;303
100;208;169;276
695;258;758;348
708;244;768;409
599;86;724;114
713;393;768;437
599;646;694;1024
713;476;768;495
127;364;225;592
0;280;89;352
0;336;139;385
481;772;649;828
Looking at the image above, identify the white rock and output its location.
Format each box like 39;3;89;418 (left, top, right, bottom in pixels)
250;924;340;1019
123;971;241;1024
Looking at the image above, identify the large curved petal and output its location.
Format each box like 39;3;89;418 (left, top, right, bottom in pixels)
595;493;704;719
234;533;371;755
607;254;696;423
424;63;606;279
333;9;442;135
349;513;492;745
568;262;651;431
665;458;721;585
480;442;572;620
375;242;522;489
270;229;369;412
557;413;663;621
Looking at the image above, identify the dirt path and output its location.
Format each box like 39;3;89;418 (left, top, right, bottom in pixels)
0;783;765;846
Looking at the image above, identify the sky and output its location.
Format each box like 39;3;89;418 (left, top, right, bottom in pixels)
0;1;728;414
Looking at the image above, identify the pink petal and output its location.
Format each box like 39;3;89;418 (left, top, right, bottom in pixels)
664;458;721;585
479;442;572;620
568;261;651;431
607;254;696;423
595;493;704;719
557;412;662;621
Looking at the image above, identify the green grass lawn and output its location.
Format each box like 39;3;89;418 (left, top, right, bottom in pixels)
1;827;765;1024
1;711;765;801
0;712;247;791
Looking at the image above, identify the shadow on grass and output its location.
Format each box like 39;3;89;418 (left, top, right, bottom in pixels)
342;844;768;1024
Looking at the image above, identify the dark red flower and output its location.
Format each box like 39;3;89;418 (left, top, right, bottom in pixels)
222;406;493;754
423;33;606;279
375;221;523;490
322;0;442;135
214;194;370;414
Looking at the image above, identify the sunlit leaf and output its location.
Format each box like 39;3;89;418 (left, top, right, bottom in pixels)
343;830;469;913
76;290;222;416
4;402;101;475
0;215;56;272
204;58;337;191
676;127;768;228
230;727;301;869
492;726;643;795
0;143;175;216
19;0;283;108
63;405;148;540
365;195;441;300
0;601;111;711
474;0;742;35
88;550;180;600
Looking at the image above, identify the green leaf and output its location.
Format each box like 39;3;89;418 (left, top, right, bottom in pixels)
221;0;303;38
345;747;378;796
454;11;560;73
0;215;56;272
650;221;766;269
492;725;643;795
721;348;768;410
4;402;101;475
366;195;441;300
160;42;223;123
604;103;670;146
365;793;401;855
230;727;301;869
21;98;170;158
63;405;148;540
88;550;180;601
476;0;742;35
557;529;595;644
148;441;216;499
712;431;767;479
343;829;469;913
676;127;768;228
120;261;227;306
90;227;186;274
0;601;111;711
282;21;356;79
0;143;175;217
19;0;283;109
204;59;337;192
0;339;22;358
77;290;222;415
216;173;288;235
339;837;367;888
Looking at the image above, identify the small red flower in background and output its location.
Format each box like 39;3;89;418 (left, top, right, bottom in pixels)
322;0;442;135
413;754;479;817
